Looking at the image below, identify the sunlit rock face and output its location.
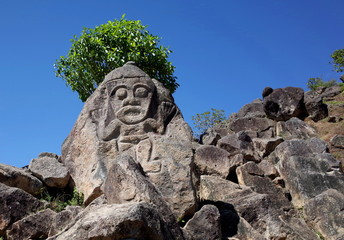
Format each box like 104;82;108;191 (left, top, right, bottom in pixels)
61;62;195;219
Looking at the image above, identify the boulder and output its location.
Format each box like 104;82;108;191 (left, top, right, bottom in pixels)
236;99;266;118
29;154;70;188
274;139;344;207
61;62;194;206
304;90;328;122
229;117;275;138
6;208;57;240
0;183;44;235
102;154;190;236
47;202;180;240
199;175;318;239
183;205;221;240
48;206;83;237
252;137;284;158
200;128;221;145
330;134;344;149
304;189;344;240
217;132;259;161
276;117;317;140
194;145;232;178
0;163;43;195
263;87;306;121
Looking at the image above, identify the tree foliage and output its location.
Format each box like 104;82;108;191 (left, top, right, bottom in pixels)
192;108;226;137
55;15;178;101
331;48;344;72
306;77;338;91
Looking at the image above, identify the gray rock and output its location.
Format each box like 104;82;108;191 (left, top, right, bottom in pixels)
194;145;232;178
257;159;278;178
252;137;284;158
304;90;328;122
48;206;83;237
217;132;259;161
330;134;344;149
320;85;343;99
304;189;344;240
48;202;179;240
276;117;317;140
200;128;221;145
29;155;70;188
236;99;266;118
199;175;317;239
61;62;194;206
6;208;57;240
229;117;275;138
0;163;43;195
0;183;44;235
262;86;273;98
263;87;306;121
183;205;221;240
274;139;344;208
102;154;188;237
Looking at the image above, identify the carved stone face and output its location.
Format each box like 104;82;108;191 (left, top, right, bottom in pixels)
107;78;155;125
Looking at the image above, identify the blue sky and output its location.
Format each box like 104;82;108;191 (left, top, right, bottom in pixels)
1;0;343;167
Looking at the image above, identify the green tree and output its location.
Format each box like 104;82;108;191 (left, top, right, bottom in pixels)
55;15;178;101
192;108;226;137
331;48;344;73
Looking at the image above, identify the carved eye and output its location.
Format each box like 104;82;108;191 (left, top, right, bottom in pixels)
135;87;149;98
113;88;127;100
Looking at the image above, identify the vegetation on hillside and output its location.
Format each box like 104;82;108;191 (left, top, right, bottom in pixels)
192;108;226;137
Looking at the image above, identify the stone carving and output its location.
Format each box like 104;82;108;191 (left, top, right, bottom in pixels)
62;62;195;219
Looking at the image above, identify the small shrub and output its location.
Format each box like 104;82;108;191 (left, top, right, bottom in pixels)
192;108;226;137
307;77;338;91
38;187;84;212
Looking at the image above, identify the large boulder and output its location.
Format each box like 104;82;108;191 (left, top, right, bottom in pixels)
0;183;44;236
304;189;344;240
29;153;70;188
263;87;306;121
6;209;57;240
61;62;196;214
47;202;181;240
0;163;43;195
48;206;83;237
330;134;344;149
276;117;317;140
304;90;328;122
183;205;221;240
274;138;344;207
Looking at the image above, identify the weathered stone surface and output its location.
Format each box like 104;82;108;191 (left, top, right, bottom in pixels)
276;117;317;140
0;163;43;195
330;134;344;149
262;86;273;98
304;189;344;240
263;87;306;121
194;145;232;178
48;206;83;237
200;128;221;145
199;175;317;239
61;62;194;206
217;132;259;161
257;159;278;178
320;85;343;99
48;202;179;240
29;155;70;188
229;117;275;137
234;217;265;240
0;183;43;235
274;139;344;207
252;137;283;158
236;99;266;118
304;90;328;122
6;208;57;240
103;154;190;236
183;205;221;240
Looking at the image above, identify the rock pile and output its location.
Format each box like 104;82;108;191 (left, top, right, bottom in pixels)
1;63;343;240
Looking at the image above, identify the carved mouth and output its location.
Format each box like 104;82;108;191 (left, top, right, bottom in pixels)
123;108;141;116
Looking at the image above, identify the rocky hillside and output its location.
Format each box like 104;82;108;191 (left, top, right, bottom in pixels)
0;62;343;240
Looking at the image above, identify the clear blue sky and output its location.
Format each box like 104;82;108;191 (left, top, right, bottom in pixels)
1;0;343;167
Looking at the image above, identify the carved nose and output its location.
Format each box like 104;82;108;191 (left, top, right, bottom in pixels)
123;97;140;106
